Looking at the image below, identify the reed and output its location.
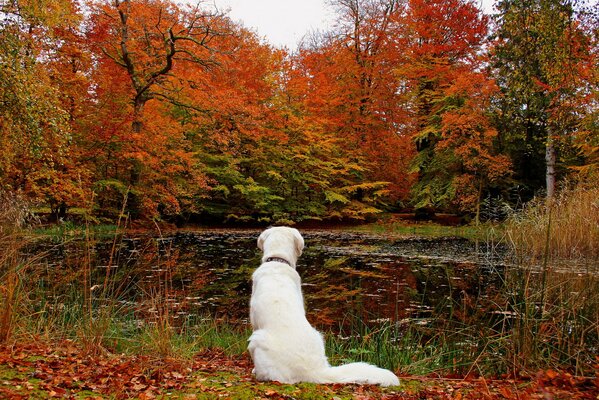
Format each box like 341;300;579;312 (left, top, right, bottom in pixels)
0;189;249;361
326;180;599;377
497;178;599;375
325;274;597;377
325;307;509;376
0;191;39;343
496;261;599;376
505;180;599;264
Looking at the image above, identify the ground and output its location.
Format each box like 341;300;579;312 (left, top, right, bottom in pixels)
0;341;597;399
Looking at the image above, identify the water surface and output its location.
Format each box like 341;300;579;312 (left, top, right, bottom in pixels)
36;229;507;332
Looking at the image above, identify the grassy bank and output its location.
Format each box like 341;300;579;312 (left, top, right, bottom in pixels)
352;214;502;241
32;221;119;240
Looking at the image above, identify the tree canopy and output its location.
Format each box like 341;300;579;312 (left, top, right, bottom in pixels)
0;0;596;223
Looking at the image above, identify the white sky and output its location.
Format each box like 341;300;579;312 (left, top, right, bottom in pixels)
183;0;496;50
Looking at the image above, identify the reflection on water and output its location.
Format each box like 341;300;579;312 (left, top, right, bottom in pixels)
34;230;507;332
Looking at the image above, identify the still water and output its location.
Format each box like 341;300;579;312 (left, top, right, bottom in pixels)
39;229;507;331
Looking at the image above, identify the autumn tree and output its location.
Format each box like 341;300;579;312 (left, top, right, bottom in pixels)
436;73;512;221
86;0;232;218
492;0;596;199
89;0;231;132
292;0;414;204
178;29;288;222
395;0;504;215
186;29;391;223
254;52;390;222
326;0;400;139
0;0;88;220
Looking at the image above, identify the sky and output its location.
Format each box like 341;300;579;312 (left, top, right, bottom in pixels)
184;0;496;50
208;0;336;49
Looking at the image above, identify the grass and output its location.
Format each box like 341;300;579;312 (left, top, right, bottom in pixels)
341;179;598;376
0;191;37;343
325;317;478;376
353;215;502;241
32;221;119;240
112;316;251;358
326;180;599;377
505;181;599;264
1;190;250;362
7;271;250;360
500;178;599;376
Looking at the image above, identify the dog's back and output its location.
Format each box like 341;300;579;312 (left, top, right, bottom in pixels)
249;260;331;383
249;262;304;329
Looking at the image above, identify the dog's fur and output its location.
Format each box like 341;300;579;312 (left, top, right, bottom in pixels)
248;226;399;386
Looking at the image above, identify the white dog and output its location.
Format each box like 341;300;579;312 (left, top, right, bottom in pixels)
248;226;399;386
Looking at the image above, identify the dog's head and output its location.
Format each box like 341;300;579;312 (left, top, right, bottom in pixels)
257;226;304;267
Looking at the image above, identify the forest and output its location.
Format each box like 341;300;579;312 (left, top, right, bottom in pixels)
1;2;598;398
0;0;597;225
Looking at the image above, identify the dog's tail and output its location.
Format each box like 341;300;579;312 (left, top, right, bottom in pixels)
318;362;399;387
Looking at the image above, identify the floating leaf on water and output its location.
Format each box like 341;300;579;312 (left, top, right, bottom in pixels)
339;267;388;279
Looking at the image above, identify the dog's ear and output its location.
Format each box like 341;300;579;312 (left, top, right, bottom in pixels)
292;228;305;257
257;228;271;251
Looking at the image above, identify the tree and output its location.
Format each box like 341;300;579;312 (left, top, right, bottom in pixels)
190;33;391;223
436;73;512;220
492;0;596;199
290;0;414;204
396;0;496;214
89;0;229;132
86;0;232;218
0;0;88;219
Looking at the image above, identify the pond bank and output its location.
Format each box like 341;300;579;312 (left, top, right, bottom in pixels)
32;212;498;242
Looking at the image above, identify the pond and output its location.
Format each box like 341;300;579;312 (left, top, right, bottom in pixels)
23;228;598;374
35;229;507;332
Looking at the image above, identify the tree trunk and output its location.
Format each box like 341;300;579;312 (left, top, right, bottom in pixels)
126;99;145;217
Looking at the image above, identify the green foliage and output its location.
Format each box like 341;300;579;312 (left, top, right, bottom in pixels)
193;124;387;223
409;146;456;210
492;0;595;198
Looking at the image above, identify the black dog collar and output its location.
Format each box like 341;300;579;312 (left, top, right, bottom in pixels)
265;256;292;266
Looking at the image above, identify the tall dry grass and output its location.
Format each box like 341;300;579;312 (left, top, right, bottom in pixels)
338;179;598;376
500;177;599;375
0;192;246;360
505;179;599;265
0;191;38;342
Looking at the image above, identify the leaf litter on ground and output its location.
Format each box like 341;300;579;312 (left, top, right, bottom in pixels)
0;340;597;399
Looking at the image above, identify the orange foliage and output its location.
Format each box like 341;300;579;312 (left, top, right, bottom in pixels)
288;1;415;203
6;0;592;221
